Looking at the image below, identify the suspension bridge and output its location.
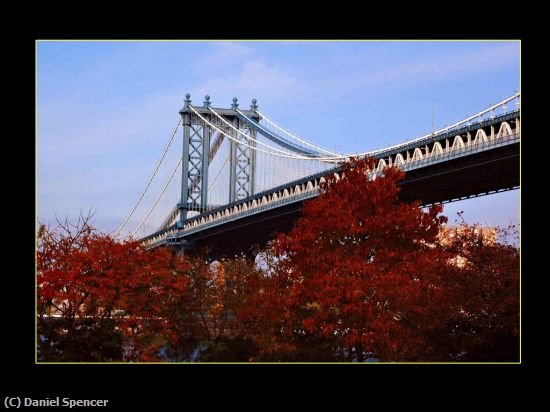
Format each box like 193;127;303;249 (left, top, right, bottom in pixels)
113;93;520;257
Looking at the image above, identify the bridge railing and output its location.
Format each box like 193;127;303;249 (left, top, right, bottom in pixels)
373;109;519;159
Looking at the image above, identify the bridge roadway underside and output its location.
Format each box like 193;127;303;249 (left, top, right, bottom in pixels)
178;143;519;258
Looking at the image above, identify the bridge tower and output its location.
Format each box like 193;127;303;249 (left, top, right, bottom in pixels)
177;94;259;227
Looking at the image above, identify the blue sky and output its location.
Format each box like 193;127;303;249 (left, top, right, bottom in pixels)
37;40;520;233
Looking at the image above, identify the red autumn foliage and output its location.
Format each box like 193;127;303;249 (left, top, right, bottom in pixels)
178;254;263;347
37;214;264;362
252;158;449;360
255;157;519;361
37;214;193;361
37;160;519;362
437;221;520;361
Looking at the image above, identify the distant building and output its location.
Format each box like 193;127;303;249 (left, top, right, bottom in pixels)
438;226;497;268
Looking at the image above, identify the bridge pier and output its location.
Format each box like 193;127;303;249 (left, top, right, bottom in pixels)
178;95;259;227
229;98;256;203
179;94;191;226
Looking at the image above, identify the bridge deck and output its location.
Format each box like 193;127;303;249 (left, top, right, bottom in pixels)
140;108;520;257
174;141;519;257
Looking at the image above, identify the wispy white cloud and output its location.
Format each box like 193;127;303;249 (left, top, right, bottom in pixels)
193;58;299;106
196;42;255;70
297;43;520;105
38;90;184;159
183;42;520;118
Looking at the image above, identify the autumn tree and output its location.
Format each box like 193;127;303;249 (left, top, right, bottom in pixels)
252;157;520;362
177;252;264;362
436;220;520;361
262;157;452;361
240;246;345;362
37;213;268;362
37;213;194;362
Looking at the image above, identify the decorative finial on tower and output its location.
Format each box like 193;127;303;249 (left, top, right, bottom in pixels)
231;97;239;110
250;98;258;111
184;93;191;107
204;95;211;108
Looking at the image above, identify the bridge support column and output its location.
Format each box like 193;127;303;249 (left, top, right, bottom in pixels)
249;127;257;195
179;94;192;226
200;96;212;210
178;94;211;227
229;98;255;203
249;99;258;196
229;115;238;203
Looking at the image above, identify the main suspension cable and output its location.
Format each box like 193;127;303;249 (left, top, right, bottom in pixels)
254;109;342;156
113;118;182;238
208;107;311;158
189;106;343;162
131;155;183;238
